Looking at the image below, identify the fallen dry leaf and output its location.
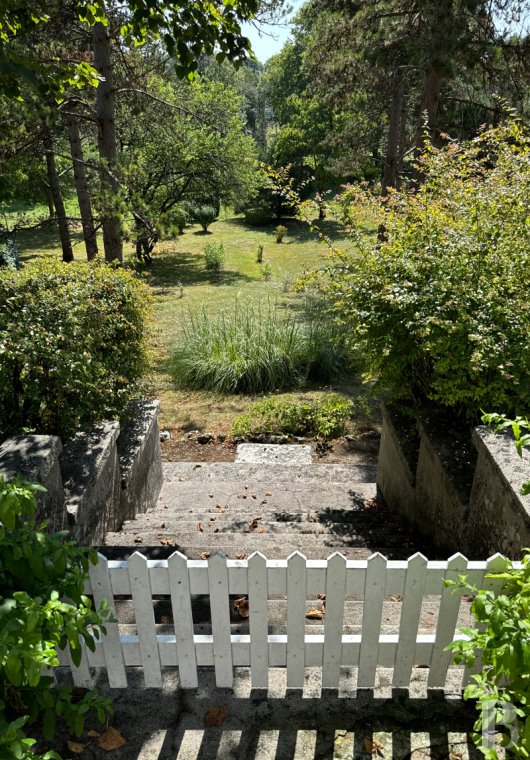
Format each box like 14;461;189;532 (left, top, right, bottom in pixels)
233;596;250;618
306;608;325;620
248;516;262;530
87;730;100;738
200;551;211;560
98;727;127;751
133;536;143;543
265;491;272;496
235;553;246;560
238;493;247;499
160;523;166;529
209;516;216;522
389;594;402;602
203;705;229;727
257;526;266;534
197;522;204;532
67;741;85;754
160;615;173;624
213;528;219;533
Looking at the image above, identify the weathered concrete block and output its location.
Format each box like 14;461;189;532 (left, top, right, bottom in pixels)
117;399;163;522
414;422;469;554
235;443;312;464
60;422;121;545
377;408;417;526
0;435;65;531
467;427;530;557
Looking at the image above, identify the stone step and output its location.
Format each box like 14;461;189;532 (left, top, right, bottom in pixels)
161;461;377;485
117;519;415;540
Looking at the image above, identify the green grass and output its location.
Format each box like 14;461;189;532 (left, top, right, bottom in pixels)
6;203;369;435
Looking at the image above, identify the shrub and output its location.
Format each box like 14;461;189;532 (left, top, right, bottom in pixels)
256;243;264;263
0;237;20;269
166;205;188;235
275;225;287;243
261;260;272;280
169;301;346;394
0;259;148;438
244;206;272;226
193;204;217;232
0;476;112;760
321;120;530;421
204;241;225;272
232;394;354;439
447;552;530;758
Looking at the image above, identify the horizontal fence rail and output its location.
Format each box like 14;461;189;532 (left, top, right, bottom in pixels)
57;551;516;691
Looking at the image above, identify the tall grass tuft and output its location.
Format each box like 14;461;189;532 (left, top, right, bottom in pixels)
169;300;347;394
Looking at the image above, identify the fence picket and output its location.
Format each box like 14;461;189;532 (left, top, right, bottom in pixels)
463;553;509;686
287;552;307;688
89;552;127;688
208;552;233;687
248;552;268;689
129;551;162;687
428;553;468;689
168;551;198;688
393;553;428;688
322;553;347;689
358;553;387;688
66;638;92;688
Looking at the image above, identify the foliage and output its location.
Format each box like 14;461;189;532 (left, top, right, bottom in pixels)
256;243;264;262
447;552;530;759
204;241;225;272
164;205;188;235
244;205;273;226
275;224;287;243
0;0;259;100
0;476;112;760
193;204;218;232
169;300;347;394
231;393;354;438
0;237;19;269
482;412;530;496
0;259;149;438
315;120;530;422
261;260;272;280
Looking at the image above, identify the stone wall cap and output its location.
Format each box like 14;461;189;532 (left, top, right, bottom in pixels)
473;425;530;511
0;434;63;482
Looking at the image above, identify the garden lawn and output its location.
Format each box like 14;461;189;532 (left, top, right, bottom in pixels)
11;207;366;436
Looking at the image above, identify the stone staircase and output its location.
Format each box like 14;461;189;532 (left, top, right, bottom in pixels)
104;452;433;561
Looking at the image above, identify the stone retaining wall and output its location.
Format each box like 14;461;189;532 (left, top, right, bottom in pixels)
377;406;530;558
0;399;163;545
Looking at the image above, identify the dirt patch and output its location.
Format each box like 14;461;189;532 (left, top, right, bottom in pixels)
160;426;381;464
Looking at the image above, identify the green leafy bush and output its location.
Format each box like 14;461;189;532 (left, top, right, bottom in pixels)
275;225;287;243
169;301;346;394
256;243;264;263
204;241;225;272
261;260;272;280
447;553;530;759
0;259;148;438
0;237;20;269
165;205;188;235
0;477;112;760
192;204;218;232
232;393;354;438
244;206;272;226
321;120;530;421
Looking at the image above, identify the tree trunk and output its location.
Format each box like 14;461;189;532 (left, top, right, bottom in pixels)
417;65;442;150
92;20;122;263
43;184;55;221
66;111;99;260
381;70;405;197
43;129;73;263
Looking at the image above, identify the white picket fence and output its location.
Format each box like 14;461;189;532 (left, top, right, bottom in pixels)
59;550;515;691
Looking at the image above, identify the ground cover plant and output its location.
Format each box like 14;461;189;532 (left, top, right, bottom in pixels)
232;393;354;438
204;241;225;272
314;120;530;423
0;477;112;760
0;259;148;438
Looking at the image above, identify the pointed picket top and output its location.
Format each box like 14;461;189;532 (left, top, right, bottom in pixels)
486;553;509;573
406;552;428;565
326;551;347;563
446;552;468;565
129;550;147;562
287;550;307;563
248;551;267;565
96;551;109;563
168;549;189;563
366;551;387;566
208;551;228;568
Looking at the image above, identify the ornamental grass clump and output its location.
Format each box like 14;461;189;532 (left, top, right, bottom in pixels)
321;120;530;421
169;300;346;394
